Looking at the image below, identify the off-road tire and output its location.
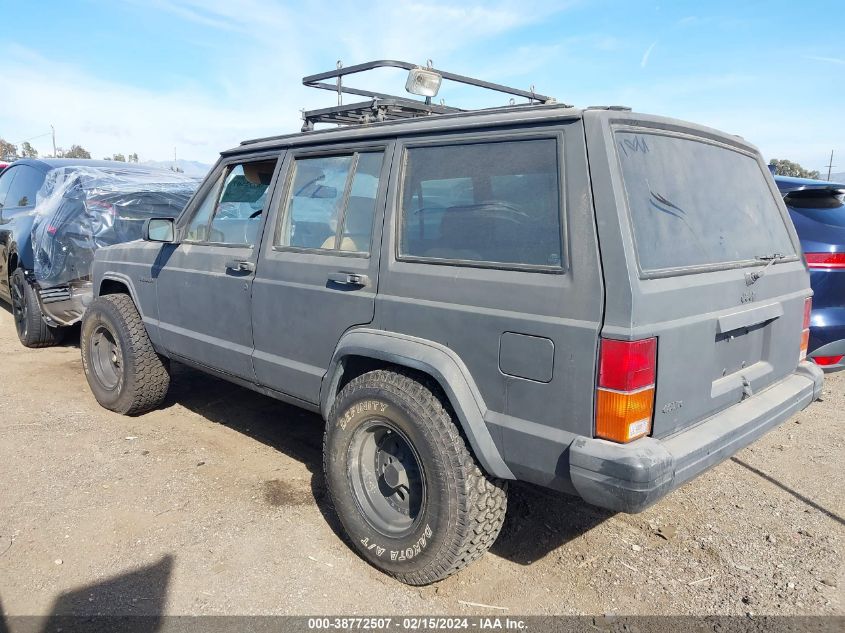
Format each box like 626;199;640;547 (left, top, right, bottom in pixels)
81;294;170;415
324;368;507;585
10;268;65;348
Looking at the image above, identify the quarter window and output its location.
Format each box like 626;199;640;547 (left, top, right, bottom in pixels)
277;151;384;253
399;139;563;268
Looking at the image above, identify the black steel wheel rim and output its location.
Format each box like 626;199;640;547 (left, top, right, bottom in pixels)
89;324;122;391
10;274;27;339
347;418;426;538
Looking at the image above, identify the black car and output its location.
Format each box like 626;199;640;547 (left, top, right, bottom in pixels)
0;159;198;347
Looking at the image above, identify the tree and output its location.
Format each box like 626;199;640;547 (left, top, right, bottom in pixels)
769;158;820;180
128;152;139;163
0;138;17;159
64;145;92;159
20;142;38;158
112;153;126;162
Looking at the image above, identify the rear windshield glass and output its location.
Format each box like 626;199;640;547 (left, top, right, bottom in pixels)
615;131;796;273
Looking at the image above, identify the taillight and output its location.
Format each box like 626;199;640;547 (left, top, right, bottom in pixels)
799;297;812;362
813;355;844;367
86;200;116;215
805;252;845;270
595;337;656;443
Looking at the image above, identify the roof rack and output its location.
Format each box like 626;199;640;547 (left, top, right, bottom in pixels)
300;59;558;131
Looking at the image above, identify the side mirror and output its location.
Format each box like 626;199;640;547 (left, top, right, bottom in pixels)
143;218;176;243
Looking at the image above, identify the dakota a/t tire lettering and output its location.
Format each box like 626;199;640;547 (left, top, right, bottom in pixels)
323;368;507;585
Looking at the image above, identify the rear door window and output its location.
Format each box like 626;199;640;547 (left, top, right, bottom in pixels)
399;138;563;269
615;130;796;273
277;151;384;253
4;165;45;209
0;166;17;210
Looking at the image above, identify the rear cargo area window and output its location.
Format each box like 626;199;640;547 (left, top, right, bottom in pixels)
615;131;796;273
399;138;563;268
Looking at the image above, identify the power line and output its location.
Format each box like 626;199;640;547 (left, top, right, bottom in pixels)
14;131;53;145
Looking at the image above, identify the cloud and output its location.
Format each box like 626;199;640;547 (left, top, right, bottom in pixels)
640;40;658;68
0;1;577;162
803;55;845;66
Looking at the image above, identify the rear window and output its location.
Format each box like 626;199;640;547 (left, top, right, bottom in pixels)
615;130;796;273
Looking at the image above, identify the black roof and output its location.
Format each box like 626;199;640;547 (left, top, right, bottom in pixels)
227;102;584;156
8;158;172;172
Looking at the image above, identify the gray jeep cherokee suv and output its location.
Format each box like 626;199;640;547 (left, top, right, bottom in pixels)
79;61;823;585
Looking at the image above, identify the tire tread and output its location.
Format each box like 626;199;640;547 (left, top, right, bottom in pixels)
325;368;507;585
81;294;169;415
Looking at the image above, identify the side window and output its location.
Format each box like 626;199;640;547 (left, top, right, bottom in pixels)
399;138;563;268
0;167;17;210
5;166;45;209
184;158;276;245
185;173;223;242
277;151;384;253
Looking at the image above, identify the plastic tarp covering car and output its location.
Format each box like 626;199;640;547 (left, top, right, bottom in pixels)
30;166;199;289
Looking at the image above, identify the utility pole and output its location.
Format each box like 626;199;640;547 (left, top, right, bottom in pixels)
826;150;835;181
51;124;57;158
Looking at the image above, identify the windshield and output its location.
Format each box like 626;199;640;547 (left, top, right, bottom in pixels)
615;130;796;273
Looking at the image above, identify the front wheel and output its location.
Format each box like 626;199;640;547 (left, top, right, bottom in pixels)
10;268;65;348
324;368;507;585
81;294;170;415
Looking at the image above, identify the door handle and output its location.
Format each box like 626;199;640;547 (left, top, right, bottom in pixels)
225;260;255;273
328;271;369;287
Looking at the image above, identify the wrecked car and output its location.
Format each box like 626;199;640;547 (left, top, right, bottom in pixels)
0;158;198;347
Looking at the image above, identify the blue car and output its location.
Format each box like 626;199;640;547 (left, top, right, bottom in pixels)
775;175;845;371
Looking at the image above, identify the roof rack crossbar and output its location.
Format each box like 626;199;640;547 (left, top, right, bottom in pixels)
302;59;554;104
299;59;557;130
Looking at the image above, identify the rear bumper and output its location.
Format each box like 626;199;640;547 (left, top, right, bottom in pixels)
568;362;824;513
809;339;845;373
809;306;845;372
36;281;93;327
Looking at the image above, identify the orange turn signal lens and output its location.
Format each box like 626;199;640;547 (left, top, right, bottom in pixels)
595;387;654;443
799;328;810;361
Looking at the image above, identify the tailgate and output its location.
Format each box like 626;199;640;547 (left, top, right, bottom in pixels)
637;267;809;438
585;112;811;439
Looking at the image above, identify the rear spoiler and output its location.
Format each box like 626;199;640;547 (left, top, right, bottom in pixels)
774;175;845;196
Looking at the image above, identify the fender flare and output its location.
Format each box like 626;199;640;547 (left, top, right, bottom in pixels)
321;328;514;480
98;272;142;309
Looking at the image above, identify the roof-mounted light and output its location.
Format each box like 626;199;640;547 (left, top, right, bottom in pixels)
405;67;442;98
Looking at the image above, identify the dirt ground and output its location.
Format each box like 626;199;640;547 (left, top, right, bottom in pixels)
0;305;842;617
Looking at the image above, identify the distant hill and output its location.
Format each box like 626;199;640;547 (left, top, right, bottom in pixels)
141;159;212;178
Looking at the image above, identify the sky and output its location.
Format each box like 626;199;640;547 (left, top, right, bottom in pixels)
1;0;843;173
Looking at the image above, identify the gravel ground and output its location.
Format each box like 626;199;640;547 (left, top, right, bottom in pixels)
0;306;842;617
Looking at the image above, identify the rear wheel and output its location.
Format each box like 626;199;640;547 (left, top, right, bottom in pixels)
10;268;64;348
324;368;507;585
81;294;170;415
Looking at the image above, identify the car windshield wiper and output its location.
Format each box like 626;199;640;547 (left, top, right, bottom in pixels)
747;253;787;285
